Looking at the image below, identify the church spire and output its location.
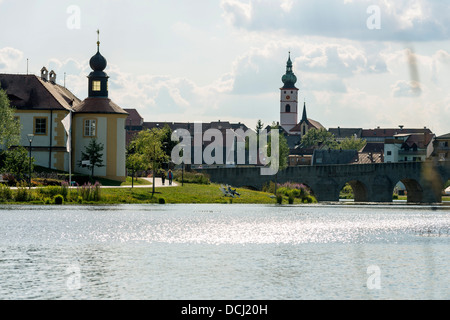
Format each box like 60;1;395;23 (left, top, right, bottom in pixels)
301;101;308;123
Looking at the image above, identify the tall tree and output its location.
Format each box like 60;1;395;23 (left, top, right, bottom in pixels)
0;89;21;151
78;138;104;178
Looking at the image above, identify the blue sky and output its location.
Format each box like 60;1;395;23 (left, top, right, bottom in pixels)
1;0;450;135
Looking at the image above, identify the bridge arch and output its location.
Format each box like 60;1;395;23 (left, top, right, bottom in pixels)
393;178;424;203
339;180;369;202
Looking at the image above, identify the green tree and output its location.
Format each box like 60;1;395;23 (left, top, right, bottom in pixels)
300;128;338;149
126;141;147;187
267;123;290;195
337;136;367;151
2;146;34;181
133;128;169;195
78;138;104;178
0;88;21;151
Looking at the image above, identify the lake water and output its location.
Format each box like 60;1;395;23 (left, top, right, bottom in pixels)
0;203;448;300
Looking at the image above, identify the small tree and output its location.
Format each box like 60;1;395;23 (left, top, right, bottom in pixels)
78;138;104;178
133;128;169;195
267;123;290;195
0;88;21;151
2;146;34;181
126;141;147;187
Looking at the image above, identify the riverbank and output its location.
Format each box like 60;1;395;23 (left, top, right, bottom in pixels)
0;182;287;205
2;180;449;205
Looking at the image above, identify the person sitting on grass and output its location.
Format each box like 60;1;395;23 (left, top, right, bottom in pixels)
227;185;240;197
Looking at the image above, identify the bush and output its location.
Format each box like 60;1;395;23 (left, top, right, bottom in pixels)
15;182;31;202
158;197;166;204
53;195;64;205
174;170;210;185
44;197;52;204
276;194;283;204
288;192;295;204
0;184;13;202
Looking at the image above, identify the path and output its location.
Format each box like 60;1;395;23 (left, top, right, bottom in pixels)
6;177;179;189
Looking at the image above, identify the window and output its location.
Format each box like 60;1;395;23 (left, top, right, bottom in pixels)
92;81;101;91
84;119;96;137
387;151;392;156
34;117;47;135
286;104;291;113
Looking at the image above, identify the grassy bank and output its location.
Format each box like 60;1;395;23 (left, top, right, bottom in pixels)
0;183;304;205
95;184;297;204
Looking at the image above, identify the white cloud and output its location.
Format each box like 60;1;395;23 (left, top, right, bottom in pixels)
391;80;422;97
0;47;23;72
221;0;450;42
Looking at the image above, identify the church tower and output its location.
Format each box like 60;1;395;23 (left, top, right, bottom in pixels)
280;52;299;133
72;30;128;182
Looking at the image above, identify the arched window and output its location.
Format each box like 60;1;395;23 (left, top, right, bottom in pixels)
286;104;291;113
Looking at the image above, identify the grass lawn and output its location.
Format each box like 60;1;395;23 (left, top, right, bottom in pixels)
99;183;285;204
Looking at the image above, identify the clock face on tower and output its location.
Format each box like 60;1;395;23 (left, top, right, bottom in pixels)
286;95;290;100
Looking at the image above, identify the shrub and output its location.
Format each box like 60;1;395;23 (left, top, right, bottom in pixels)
288;192;295;204
44;197;52;204
15;182;30;202
0;184;13;202
174;170;210;184
276;194;283;204
53;195;64;205
158;197;166;204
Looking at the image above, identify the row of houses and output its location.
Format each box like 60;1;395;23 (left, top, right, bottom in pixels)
124;108;450;168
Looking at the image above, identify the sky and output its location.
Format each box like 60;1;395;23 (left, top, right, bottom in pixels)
1;0;450;136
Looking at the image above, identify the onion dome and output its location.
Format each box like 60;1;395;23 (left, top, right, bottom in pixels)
89;41;107;72
282;52;297;89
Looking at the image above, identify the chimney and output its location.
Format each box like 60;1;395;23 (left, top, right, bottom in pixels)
49;70;56;84
40;67;48;81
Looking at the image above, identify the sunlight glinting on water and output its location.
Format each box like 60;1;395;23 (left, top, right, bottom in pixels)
77;208;450;245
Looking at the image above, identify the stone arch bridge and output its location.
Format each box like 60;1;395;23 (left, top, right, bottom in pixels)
200;161;450;203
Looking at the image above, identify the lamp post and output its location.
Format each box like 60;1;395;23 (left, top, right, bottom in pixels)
27;134;34;189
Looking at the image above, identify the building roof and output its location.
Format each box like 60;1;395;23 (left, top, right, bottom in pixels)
290;118;324;133
436;133;450;140
312;149;358;165
0;74;81;111
361;127;432;138
328;128;362;139
73;97;128;115
361;142;384;153
124;108;144;126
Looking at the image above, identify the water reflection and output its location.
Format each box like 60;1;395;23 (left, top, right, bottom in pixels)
0;204;448;299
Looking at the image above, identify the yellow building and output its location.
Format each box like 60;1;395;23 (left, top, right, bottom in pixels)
0;39;128;182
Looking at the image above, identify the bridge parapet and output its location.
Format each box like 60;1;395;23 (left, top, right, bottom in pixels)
200;160;450;203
